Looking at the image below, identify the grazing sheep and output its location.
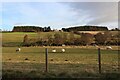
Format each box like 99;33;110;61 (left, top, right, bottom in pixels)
106;46;112;50
16;47;21;52
93;44;98;48
62;48;65;52
62;44;65;47
52;49;56;53
95;45;98;47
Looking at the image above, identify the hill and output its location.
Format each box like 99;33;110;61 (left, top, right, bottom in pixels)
12;26;51;32
62;25;108;32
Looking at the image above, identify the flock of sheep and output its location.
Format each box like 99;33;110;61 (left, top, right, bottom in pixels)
95;45;112;50
16;47;66;53
16;46;112;53
52;48;65;53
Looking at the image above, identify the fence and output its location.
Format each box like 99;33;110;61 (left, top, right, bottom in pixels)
2;46;119;78
43;47;118;76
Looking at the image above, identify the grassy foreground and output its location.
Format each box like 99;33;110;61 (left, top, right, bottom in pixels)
2;47;119;79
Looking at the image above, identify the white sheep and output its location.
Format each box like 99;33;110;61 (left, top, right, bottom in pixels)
62;44;65;47
16;47;21;52
52;49;56;53
62;48;65;52
106;46;112;50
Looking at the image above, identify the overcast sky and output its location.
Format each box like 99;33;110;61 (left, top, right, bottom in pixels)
1;1;118;30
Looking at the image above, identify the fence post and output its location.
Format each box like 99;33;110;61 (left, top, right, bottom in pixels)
45;48;48;72
98;48;101;74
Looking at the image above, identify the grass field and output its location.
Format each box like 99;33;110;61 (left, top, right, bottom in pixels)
2;32;80;43
2;47;119;78
2;32;119;79
2;32;81;47
2;31;118;47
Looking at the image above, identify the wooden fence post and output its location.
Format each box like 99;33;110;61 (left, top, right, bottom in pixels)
45;48;48;72
98;48;101;74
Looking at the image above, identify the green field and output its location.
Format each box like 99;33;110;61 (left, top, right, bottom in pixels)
2;31;118;47
2;32;119;79
2;47;119;78
2;32;37;43
2;32;80;43
2;32;80;47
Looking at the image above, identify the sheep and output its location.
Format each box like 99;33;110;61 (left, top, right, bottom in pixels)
62;44;65;47
52;49;56;53
16;47;21;52
61;48;65;52
106;46;112;50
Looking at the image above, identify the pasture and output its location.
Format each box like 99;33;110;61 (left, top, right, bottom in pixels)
2;32;80;47
2;32;119;79
2;46;119;78
2;32;80;43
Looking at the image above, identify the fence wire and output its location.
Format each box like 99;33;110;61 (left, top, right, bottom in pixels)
44;47;118;74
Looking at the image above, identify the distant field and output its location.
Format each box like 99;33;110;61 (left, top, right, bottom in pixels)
2;47;119;78
2;31;118;43
2;32;37;43
2;32;80;43
78;31;118;35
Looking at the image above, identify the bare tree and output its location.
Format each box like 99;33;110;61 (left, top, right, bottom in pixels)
23;34;29;43
54;33;63;46
69;32;75;45
62;33;68;44
104;31;112;42
95;33;106;45
47;34;53;46
95;32;112;45
80;33;94;45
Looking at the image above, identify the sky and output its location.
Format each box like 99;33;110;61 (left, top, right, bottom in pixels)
1;1;119;31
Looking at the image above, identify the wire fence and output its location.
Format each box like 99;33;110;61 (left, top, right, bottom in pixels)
43;47;118;74
2;46;119;78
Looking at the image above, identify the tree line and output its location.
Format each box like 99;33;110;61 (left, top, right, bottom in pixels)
12;26;51;32
22;31;120;47
11;25;119;33
62;25;108;32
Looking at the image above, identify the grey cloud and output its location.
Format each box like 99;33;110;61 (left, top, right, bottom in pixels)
62;2;118;27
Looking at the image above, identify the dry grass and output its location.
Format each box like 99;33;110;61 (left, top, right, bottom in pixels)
2;47;119;78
